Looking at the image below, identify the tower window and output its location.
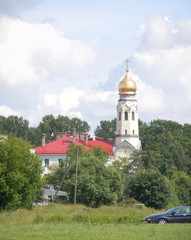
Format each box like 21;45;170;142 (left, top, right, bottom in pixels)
45;159;49;167
124;111;128;120
119;112;121;121
132;111;135;120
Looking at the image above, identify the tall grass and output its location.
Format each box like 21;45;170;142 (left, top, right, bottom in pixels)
0;204;190;240
0;204;157;225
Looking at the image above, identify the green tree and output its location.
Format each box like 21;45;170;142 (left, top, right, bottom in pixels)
156;132;189;175
55;115;71;132
46;145;124;207
139;119;191;176
37;115;90;144
37;114;56;142
126;150;163;174
0;115;29;139
27;127;41;147
70;117;90;133
0;137;42;210
94;119;116;140
171;171;191;205
125;169;173;209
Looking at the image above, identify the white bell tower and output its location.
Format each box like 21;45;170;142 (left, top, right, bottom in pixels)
114;62;141;158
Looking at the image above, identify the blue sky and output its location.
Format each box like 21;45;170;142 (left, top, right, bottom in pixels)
0;0;191;135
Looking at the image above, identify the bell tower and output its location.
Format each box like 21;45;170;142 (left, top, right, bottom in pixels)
114;62;141;158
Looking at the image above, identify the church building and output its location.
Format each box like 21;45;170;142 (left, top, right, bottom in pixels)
113;64;141;158
34;64;141;173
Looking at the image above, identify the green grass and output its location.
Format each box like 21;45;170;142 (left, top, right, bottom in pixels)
0;204;191;240
1;223;191;240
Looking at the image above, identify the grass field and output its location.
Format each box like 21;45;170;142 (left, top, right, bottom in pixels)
0;204;190;240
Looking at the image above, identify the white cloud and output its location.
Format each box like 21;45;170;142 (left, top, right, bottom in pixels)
132;14;191;123
83;91;117;103
42;87;84;114
136;13;176;50
0;17;96;86
132;73;165;114
1;12;191;133
0;105;21;117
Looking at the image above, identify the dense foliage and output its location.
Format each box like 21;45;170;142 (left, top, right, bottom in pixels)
45;145;124;207
95;118;191;208
1;115;191;209
0;115;90;146
94;119;116;140
0;137;42;210
125;170;174;209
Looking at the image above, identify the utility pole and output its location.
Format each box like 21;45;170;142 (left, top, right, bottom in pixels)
52;157;73;203
74;146;79;205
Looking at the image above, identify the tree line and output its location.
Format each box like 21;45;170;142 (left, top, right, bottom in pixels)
0;116;191;210
94;118;191;208
0;115;90;147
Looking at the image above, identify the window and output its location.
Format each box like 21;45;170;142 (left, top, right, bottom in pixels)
124;111;128;120
59;159;63;165
132;111;135;120
125;130;127;135
45;159;49;167
119;112;121;121
133;130;135;135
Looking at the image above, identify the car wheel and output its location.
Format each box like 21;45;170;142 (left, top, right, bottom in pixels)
158;219;167;224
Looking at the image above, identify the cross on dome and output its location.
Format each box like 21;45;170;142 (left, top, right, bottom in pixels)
118;60;137;95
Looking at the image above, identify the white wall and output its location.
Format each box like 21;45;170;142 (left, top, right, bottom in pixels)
38;154;67;175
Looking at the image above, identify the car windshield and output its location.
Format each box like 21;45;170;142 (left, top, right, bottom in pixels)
165;207;178;214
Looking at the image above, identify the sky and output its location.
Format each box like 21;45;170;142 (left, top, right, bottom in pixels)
0;0;191;136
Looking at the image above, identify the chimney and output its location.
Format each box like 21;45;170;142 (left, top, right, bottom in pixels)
107;138;113;141
61;132;66;138
85;133;89;145
80;133;85;141
56;132;61;140
76;132;80;141
42;133;46;147
72;128;76;143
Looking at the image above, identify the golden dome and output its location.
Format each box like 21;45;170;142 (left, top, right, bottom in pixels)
118;68;136;94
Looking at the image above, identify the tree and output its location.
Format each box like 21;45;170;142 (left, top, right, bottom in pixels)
46;145;124;207
70;117;90;133
126;150;164;174
0;137;42;210
171;171;191;206
37;115;90;143
125;169;173;209
156;132;189;175
37;114;57;142
139;119;191;176
0;115;29;139
94;119;116;140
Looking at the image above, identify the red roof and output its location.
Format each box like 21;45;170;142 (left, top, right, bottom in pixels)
35;136;114;156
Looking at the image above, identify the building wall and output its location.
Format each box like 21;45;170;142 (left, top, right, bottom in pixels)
38;154;67;175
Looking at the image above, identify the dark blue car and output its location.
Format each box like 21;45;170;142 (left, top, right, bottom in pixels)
144;206;191;224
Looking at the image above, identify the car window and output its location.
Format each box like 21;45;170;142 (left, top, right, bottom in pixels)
185;207;191;214
179;207;187;214
165;206;191;214
175;207;190;214
174;207;183;214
